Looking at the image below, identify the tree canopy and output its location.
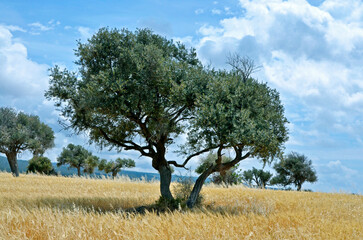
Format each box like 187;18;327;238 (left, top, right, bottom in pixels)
98;158;135;179
57;143;95;176
242;167;273;189
45;27;288;207
0;107;55;176
45;27;208;200
183;65;288;207
27;156;56;175
271;152;317;191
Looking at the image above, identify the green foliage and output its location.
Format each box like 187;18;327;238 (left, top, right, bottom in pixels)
188;70;288;163
57;144;94;176
195;152;240;186
45;27;206;155
211;169;241;186
271;152;318;191
0;107;55;155
27;156;56;175
98;158;135;179
0;107;55;176
241;167;273;188
83;155;100;174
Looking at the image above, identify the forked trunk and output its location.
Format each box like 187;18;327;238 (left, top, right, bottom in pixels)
6;152;19;177
158;165;173;200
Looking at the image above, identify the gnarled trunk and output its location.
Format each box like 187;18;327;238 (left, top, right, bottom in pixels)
152;149;173;200
6;152;19;177
158;164;173;200
187;165;215;208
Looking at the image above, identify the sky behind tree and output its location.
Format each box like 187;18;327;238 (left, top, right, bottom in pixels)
0;0;362;193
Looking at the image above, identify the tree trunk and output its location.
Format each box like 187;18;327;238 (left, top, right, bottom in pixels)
158;165;173;200
187;165;215;208
77;167;81;177
112;171;117;179
297;183;302;191
6;152;19;177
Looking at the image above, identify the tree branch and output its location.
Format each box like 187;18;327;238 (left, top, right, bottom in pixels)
98;128;153;157
167;146;218;169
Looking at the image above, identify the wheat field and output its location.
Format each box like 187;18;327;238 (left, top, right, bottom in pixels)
0;172;362;240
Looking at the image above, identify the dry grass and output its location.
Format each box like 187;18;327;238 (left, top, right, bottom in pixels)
0;172;362;239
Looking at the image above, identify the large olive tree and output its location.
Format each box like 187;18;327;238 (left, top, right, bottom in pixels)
0;107;55;177
46;28;208;199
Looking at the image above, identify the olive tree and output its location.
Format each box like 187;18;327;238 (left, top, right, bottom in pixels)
0;107;55;177
175;63;288;208
271;152;317;191
57;143;96;176
98;158;135;179
196;152;240;187
242;167;273;189
46;28;207;199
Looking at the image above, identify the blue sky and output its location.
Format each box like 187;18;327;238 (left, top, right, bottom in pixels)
1;0;362;193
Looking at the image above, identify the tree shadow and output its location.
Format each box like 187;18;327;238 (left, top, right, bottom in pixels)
14;196;275;217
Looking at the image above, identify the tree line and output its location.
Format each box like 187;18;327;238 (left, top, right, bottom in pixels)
0;27;318;208
196;152;317;191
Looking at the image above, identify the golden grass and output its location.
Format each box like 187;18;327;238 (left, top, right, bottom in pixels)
0;172;362;240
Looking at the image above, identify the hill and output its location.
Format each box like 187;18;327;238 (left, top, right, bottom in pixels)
0;155;191;181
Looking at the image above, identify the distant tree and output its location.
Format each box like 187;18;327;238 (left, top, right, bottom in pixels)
98;158;135;179
242;167;273;189
57;144;94;177
271;152;317;191
83;155;100;174
0;107;55;177
27;156;56;175
196;152;240;187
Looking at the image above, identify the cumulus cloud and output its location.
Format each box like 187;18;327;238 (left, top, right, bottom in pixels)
0;25;49;98
190;0;363;192
194;0;363;146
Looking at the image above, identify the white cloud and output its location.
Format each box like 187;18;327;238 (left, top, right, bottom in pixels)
193;0;363;147
211;9;222;15
2;24;26;32
28;20;60;34
78;26;92;40
0;26;49;98
195;9;204;15
29;22;53;31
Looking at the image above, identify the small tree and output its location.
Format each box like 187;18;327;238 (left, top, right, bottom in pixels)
196;152;240;187
57;144;94;177
241;167;273;189
0;107;55;177
98;158;135;179
83;155;100;174
271;152;317;191
27;156;56;175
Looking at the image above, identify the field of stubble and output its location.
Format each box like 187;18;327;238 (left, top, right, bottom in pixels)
0;172;362;239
